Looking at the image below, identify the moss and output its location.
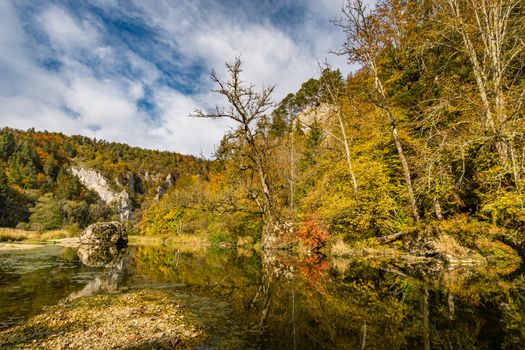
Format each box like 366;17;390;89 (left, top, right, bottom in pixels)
0;289;207;349
475;238;522;272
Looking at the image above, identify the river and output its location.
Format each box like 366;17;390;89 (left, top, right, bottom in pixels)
0;243;524;349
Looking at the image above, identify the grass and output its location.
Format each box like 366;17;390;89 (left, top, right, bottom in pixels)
0;228;73;243
166;234;211;246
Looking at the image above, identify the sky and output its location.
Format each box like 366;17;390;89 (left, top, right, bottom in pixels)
0;0;354;157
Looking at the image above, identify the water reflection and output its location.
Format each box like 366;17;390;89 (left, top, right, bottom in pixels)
68;244;127;300
77;243;126;268
131;245;525;349
0;243;523;349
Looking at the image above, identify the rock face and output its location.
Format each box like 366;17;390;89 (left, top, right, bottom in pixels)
154;173;177;201
261;218;294;249
296;103;334;129
80;221;128;246
71;167;134;221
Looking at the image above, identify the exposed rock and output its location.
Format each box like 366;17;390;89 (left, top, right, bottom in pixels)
71;167;134;221
79;221;128;246
155;185;166;202
261;218;294;249
115;190;134;221
166;173;176;186
155;173;177;201
296;103;334;130
77;243;126;267
404;233;484;265
70;167;117;204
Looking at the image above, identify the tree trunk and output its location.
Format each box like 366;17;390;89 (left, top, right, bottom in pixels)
336;106;358;200
434;198;443;221
371;60;419;222
391;122;420;222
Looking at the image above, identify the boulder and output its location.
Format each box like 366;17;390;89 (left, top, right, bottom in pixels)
80;221;128;246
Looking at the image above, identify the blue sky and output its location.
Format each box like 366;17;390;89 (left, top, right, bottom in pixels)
0;0;353;156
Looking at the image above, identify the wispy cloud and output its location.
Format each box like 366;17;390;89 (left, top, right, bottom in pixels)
0;0;353;157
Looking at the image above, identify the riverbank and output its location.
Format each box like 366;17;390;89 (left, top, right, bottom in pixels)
0;289;206;349
0;228;73;243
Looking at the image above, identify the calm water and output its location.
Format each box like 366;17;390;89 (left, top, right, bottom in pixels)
0;243;524;349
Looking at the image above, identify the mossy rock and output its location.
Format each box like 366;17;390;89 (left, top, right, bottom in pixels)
80;221;128;246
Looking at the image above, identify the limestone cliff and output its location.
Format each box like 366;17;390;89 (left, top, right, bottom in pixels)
71;167;134;221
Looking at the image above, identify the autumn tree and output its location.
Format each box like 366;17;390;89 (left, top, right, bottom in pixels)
192;58;286;247
318;66;359;200
334;0;420;221
442;0;524;182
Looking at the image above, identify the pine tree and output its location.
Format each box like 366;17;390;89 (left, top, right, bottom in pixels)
0;130;16;161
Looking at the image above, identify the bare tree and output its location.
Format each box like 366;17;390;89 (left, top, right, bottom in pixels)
191;58;286;246
192;58;276;220
319;64;359;200
334;0;420;221
443;0;524;186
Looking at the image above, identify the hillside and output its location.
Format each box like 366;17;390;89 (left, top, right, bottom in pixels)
0;128;210;230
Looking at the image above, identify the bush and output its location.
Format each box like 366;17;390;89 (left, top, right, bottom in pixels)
29;193;63;230
296;214;329;250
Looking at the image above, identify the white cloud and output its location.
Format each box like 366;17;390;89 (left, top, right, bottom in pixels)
128;82;144;101
132;0;352;101
38;6;99;52
0;0;359;157
151;89;229;156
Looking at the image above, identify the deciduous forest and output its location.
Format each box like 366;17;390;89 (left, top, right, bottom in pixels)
142;0;525;257
1;1;525;348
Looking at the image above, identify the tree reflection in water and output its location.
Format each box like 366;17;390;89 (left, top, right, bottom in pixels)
131;244;525;349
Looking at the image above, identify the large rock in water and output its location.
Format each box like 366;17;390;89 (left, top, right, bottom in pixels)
80;221;128;246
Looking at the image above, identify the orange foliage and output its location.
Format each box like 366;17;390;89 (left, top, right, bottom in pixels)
296;213;329;250
297;254;329;288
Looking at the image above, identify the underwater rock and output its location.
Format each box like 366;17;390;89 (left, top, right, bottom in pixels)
80;221;128;246
77;243;126;267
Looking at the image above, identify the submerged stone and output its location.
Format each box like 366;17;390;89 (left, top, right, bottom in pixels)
0;289;206;349
77;243;126;267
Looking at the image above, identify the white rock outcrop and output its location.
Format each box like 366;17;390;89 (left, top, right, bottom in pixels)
296;103;334;129
71;167;134;221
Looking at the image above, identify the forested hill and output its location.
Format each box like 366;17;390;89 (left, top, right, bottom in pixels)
139;0;525;252
0;127;210;230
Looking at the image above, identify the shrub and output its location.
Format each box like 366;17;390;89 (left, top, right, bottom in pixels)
296;214;329;250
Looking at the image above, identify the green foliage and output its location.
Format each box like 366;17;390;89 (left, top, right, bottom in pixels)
0;131;15;160
55;170;81;200
0;167;8;204
0;127;207;229
29;193;63;230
